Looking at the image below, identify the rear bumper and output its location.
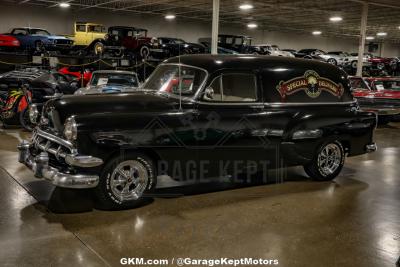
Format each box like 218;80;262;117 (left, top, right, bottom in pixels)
17;131;102;189
366;143;377;153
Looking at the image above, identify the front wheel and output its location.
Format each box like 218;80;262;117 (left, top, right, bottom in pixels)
304;141;345;181
93;42;104;56
19;108;34;131
94;152;157;210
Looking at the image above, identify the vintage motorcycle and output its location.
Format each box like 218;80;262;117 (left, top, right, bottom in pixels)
0;84;35;131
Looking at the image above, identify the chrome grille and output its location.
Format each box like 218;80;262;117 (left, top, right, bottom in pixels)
32;129;76;160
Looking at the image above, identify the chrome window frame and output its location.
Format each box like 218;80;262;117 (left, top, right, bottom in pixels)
143;63;209;102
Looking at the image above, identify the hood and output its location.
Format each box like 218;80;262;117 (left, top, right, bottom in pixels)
44;92;180;124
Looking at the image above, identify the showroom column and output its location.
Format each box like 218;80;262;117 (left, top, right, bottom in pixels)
356;2;368;76
211;0;220;54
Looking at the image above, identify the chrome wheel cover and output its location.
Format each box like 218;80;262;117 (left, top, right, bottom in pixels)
110;160;148;202
317;143;342;176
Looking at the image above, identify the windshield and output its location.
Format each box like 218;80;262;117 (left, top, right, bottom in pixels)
144;64;207;97
90;73;139;87
31;29;51;36
373;80;400;91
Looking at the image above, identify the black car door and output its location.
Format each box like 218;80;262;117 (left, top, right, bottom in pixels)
193;70;283;180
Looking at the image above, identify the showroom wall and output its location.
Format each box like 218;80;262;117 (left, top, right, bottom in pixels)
0;3;399;57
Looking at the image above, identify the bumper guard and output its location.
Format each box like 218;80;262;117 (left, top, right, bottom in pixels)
18;140;100;189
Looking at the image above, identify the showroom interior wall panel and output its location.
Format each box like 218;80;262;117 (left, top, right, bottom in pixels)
0;3;399;57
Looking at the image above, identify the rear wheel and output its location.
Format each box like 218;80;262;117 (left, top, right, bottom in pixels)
304;141;345;181
351;60;358;69
327;58;337;65
94;152;157;210
140;46;150;59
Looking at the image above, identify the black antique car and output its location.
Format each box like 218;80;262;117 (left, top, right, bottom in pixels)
18;55;377;210
201;35;264;54
158;37;205;58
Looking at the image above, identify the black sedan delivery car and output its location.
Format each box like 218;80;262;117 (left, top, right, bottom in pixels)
18;55;377;209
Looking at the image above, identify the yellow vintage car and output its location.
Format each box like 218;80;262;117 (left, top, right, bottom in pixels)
68;22;108;55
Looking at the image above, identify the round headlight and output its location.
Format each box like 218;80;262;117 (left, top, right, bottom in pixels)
64;116;77;141
29;104;39;124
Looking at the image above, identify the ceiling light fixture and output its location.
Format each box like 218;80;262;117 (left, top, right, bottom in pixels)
376;32;387;36
247;23;258;28
239;4;253;10
59;2;70;7
312;31;322;35
165;14;176;20
329;16;342;22
366;36;375;40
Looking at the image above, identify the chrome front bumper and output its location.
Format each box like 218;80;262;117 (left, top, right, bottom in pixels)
18;133;102;189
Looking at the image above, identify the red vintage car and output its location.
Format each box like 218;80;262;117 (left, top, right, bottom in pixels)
350;76;400;123
368;56;397;72
0;34;20;50
58;66;92;87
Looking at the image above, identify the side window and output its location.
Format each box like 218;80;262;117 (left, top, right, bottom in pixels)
225;37;233;44
235;38;243;45
204;73;257;102
12;29;27;35
76;25;86;32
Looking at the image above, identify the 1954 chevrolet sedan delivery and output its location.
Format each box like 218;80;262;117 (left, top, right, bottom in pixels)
18;55;377;209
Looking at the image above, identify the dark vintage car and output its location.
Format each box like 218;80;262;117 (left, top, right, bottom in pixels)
1;28;73;53
158;37;205;57
350;76;400;123
205;34;263;54
104;26;163;59
18;55;377;210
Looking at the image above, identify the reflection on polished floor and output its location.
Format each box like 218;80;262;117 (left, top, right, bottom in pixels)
0;124;399;267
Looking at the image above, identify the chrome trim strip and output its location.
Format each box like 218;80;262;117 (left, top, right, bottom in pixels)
196;100;356;106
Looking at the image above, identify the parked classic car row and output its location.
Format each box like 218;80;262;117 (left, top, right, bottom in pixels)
16;55;377;210
350;76;400;124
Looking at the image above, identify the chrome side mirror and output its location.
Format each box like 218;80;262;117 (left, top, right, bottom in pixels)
203;87;214;100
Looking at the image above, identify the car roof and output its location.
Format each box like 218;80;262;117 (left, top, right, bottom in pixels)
219;34;252;38
76;22;103;26
13;27;46;31
164;54;340;74
108;26;147;31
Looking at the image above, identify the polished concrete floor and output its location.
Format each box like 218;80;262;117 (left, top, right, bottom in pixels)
0;125;399;267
